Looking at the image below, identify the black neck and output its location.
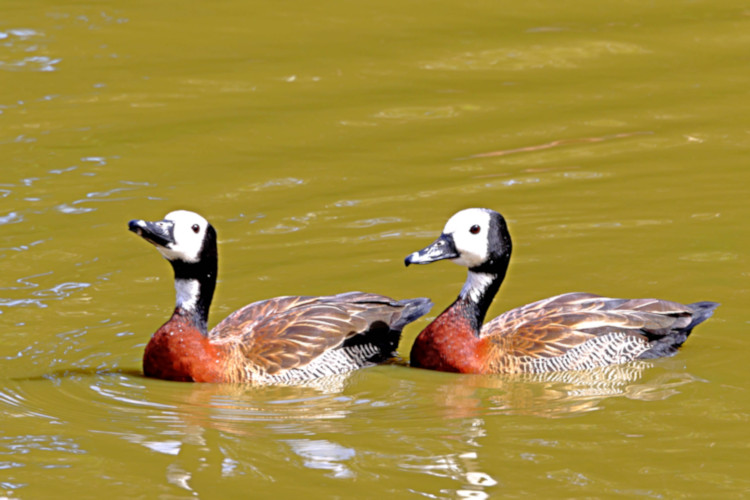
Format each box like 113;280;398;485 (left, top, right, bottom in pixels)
457;252;510;333
169;233;217;335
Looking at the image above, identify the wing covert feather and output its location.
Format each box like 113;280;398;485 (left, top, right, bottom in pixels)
208;292;427;376
482;292;695;359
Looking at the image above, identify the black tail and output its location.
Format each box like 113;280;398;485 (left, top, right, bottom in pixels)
638;301;719;359
685;301;720;330
341;296;433;363
391;297;433;331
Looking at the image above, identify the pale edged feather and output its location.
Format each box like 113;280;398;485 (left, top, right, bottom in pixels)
482;292;698;361
208;292;430;379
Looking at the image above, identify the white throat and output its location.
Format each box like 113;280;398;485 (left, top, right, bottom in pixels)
175;278;200;311
459;271;496;303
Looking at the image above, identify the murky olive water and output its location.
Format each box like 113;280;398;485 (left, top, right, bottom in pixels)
1;0;748;498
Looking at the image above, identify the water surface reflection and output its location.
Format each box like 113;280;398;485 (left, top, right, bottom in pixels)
0;360;703;497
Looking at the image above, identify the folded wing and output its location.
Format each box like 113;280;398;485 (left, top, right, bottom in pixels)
483;292;708;372
209;292;431;382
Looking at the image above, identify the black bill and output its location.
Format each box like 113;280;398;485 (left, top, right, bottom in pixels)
404;233;459;266
128;219;175;248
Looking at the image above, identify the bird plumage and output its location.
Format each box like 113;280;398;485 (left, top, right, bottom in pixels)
130;210;431;384
405;208;718;374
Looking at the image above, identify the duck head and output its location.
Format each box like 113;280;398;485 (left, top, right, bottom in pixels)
129;210;218;330
129;210;216;264
404;208;512;274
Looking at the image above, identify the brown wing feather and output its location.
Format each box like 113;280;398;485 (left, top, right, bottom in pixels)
482;292;695;359
208;292;418;378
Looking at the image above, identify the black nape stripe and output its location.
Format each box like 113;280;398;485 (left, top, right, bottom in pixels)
169;224;218;334
461;211;513;331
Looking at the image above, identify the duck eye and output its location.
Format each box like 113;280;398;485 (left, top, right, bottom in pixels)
191;224;200;233
469;224;481;234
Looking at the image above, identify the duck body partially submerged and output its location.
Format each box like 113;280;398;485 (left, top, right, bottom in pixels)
405;208;719;375
130;210;431;384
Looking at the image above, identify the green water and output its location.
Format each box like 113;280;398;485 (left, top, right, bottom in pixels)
1;0;748;497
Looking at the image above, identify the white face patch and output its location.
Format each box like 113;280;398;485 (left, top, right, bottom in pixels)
155;210;210;263
442;208;493;268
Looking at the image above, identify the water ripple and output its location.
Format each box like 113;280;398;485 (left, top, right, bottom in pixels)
0;28;60;72
0;56;61;72
679;251;738;263
346;217;402;228
536;218;673;239
0;212;23;226
0;274;91;311
32;281;90;298
421;40;648;71
0;435;85;455
242;177;305;192
324;168;609;212
285;439;356;479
